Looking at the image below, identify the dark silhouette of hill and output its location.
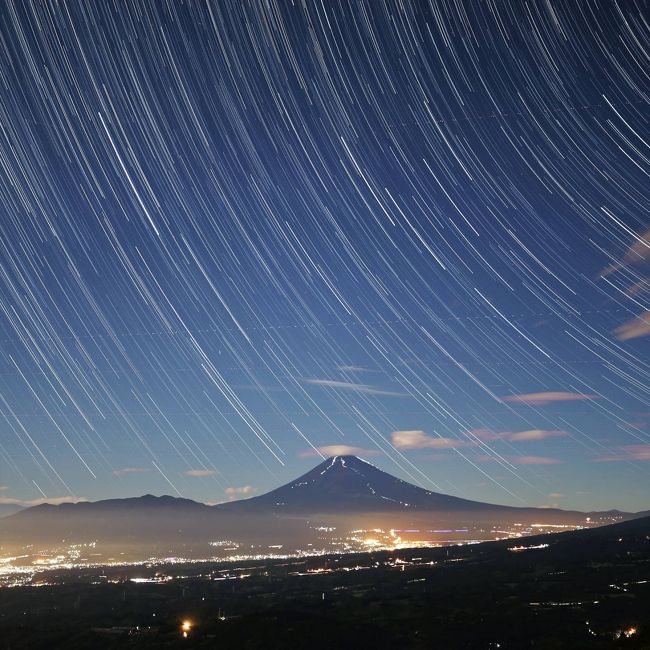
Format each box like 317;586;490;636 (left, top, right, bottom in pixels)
1;513;648;649
470;511;650;559
0;503;23;518
0;494;303;547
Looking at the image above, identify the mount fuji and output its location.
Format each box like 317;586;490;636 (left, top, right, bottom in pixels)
219;455;522;514
1;456;644;552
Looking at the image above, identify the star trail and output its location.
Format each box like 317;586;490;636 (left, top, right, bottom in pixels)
0;0;648;511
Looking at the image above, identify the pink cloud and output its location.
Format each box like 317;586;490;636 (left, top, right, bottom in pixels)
601;227;650;277
225;486;258;500
593;444;650;462
469;428;569;442
392;430;474;450
112;467;149;476
467;428;499;441
476;453;564;465
614;311;650;341
507;429;569;441
621;227;650;265
602;227;650;339
298;444;381;459
620;421;648;430
502;392;596;406
183;469;218;477
514;455;565;465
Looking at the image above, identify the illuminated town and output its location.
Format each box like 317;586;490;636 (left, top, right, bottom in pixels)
0;513;645;647
0;513;625;588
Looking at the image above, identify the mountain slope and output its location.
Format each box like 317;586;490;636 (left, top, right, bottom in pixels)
0;504;23;518
0;494;218;544
1;456;644;550
217;455;564;515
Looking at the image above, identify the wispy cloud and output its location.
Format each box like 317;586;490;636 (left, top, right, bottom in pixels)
506;429;569;441
225;485;258;500
467;428;569;442
304;379;406;397
620;421;648;430
393;428;568;450
0;496;88;506
467;428;497;441
613;311;650;341
182;469;218;477
514;455;565;465
0;485;8;492
392;430;473;450
298;444;381;459
501;391;596;406
477;454;565;466
337;365;373;373
602;227;650;277
593;444;650;462
601;226;650;340
112;467;150;477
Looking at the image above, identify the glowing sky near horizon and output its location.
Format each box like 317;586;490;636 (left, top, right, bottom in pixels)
0;0;648;511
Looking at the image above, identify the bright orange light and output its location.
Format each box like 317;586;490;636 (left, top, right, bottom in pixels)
624;627;637;638
181;620;192;637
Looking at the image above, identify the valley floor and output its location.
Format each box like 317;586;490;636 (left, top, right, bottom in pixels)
0;519;649;649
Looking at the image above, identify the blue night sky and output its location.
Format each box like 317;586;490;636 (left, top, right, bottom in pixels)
0;0;648;512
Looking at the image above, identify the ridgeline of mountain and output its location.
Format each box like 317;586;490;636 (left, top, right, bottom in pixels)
0;494;218;545
0;504;23;518
0;456;645;551
217;455;522;513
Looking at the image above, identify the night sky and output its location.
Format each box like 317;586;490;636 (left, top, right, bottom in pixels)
0;0;648;512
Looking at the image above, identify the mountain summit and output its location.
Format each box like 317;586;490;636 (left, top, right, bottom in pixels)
1;455;641;553
218;455;511;513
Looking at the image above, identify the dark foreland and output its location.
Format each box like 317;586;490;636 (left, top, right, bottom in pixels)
1;456;645;570
0;515;648;649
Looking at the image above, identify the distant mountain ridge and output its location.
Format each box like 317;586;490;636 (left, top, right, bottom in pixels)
24;494;208;515
0;504;23;518
1;455;646;550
